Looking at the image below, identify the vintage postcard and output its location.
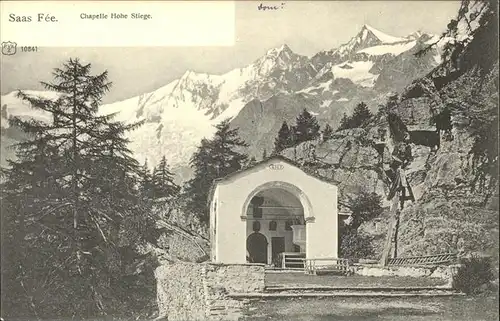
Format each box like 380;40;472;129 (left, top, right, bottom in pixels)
1;1;498;320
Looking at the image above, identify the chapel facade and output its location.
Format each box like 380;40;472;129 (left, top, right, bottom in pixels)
208;156;339;266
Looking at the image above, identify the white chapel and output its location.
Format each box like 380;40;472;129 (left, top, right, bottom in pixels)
208;156;339;266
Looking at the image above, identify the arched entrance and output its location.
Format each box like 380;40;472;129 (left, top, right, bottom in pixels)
246;221;268;263
245;186;306;266
209;157;338;264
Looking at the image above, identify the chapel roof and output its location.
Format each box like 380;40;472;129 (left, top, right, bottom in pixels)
206;155;338;208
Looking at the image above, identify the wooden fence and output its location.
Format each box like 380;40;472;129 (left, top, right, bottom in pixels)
304;257;351;275
387;252;458;266
280;252;306;269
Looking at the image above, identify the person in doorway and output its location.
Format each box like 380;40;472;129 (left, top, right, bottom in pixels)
246;221;268;264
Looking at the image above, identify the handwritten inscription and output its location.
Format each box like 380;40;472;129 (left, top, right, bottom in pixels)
258;2;286;11
269;164;284;170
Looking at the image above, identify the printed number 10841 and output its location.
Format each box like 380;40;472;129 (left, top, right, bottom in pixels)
21;46;39;52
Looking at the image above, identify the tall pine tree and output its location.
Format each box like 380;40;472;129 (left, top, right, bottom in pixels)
273;121;293;154
184;119;248;222
351;102;372;128
152;155;180;201
292;108;320;143
1;58;154;318
338;102;373;130
138;159;154;201
338;113;349;131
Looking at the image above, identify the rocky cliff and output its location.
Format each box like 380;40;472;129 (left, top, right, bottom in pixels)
278;58;498;261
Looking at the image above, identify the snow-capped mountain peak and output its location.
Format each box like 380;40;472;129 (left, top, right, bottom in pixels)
324;24;410;62
362;24;406;43
257;43;306;71
2;24;446;183
310;24;427;72
406;30;424;40
265;43;294;57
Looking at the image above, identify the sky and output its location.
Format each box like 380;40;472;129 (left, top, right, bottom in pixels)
1;1;461;104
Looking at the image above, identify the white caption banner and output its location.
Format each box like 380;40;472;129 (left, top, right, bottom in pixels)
0;1;235;47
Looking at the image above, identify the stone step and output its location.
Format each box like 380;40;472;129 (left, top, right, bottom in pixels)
265;285;454;292
229;291;464;299
265;268;304;273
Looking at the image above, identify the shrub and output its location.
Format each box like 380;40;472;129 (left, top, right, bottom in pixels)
452;255;496;295
339;231;375;259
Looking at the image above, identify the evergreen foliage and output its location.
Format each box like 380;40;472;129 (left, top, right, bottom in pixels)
273;109;321;154
0;58;159;318
273;121;294;154
339;191;383;259
338;113;349;131
184;119;248;222
138;159;154;200
321;124;334;141
152;155;180;202
339;232;376;259
344;191;384;232
292;108;321;143
337;102;373;130
452;255;496;295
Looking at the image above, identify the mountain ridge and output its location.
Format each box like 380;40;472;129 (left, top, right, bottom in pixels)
1;24;446;181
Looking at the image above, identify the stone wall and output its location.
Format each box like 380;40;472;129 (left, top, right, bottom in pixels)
155;262;265;321
155;263;206;321
352;264;461;287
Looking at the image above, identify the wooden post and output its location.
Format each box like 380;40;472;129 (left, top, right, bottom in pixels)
393;209;401;258
380;195;400;266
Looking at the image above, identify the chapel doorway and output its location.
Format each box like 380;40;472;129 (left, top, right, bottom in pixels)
246;221;268;263
245;187;305;266
271;237;285;265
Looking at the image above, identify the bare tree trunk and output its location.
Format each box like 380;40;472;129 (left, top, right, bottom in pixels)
72;63;78;231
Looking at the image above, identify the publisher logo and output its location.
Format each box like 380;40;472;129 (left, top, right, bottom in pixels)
1;41;17;55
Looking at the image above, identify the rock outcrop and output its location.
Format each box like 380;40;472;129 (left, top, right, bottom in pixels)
277;62;499;262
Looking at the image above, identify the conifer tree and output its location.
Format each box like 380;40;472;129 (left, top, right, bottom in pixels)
351;102;372;127
338;113;349;131
139;159;154;200
184;119;248;221
322;124;334;141
1;58;151;317
292;108;320;143
338;102;373;130
273;121;293;154
152;155;180;201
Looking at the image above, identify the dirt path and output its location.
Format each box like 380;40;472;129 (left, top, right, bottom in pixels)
242;295;499;321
